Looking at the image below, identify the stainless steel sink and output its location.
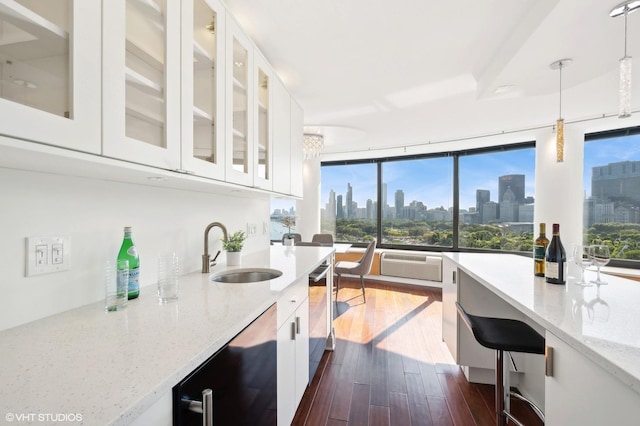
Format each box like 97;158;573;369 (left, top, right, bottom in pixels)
210;268;282;283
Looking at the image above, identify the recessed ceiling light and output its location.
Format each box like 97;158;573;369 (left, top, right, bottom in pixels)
147;176;168;181
234;61;244;68
13;79;37;89
494;85;516;95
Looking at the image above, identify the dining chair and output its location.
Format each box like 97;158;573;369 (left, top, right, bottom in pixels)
295;241;321;246
311;233;334;246
334;239;376;302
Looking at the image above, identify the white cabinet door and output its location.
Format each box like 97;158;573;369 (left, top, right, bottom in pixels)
253;51;273;190
179;0;226;180
102;0;181;170
224;14;254;186
545;332;640;424
277;309;298;426
271;76;291;195
294;297;310;403
0;0;101;153
441;256;458;360
289;97;304;197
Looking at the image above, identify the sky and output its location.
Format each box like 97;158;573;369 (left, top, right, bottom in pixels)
583;133;640;197
321;149;536;211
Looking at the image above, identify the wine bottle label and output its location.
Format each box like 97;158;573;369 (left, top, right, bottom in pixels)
546;261;559;279
128;267;140;291
534;245;545;260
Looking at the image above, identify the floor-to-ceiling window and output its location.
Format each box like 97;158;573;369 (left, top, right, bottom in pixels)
320;162;378;243
321;142;535;253
458;145;536;252
584;126;640;267
381;156;453;247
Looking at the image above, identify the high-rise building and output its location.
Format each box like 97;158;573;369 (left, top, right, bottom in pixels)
499;174;525;204
346;183;353;218
500;186;519;222
326;189;336;218
482;201;498;223
591;161;640;202
395;189;404;218
336;194;344;219
476;189;490;222
366;199;374;219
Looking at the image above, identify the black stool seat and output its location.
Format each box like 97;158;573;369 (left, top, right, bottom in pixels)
456;302;545;426
460;310;545;355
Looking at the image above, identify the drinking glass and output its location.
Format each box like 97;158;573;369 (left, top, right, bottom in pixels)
572;244;592;286
589;244;610;285
158;253;179;303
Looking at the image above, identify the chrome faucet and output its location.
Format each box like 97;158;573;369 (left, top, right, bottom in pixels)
202;222;228;273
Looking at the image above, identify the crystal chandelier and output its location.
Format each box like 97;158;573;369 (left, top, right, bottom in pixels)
611;1;640;118
550;59;571;163
303;133;324;159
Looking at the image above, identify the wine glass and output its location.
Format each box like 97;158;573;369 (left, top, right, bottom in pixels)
572;244;592;286
589;244;610;285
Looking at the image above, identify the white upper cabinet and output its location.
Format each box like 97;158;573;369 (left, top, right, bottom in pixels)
290;97;304;198
102;0;181;170
253;51;273;190
272;76;291;195
180;0;226;180
0;0;101;153
225;15;254;186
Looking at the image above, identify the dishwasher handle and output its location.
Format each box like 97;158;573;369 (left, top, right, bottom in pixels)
182;388;213;426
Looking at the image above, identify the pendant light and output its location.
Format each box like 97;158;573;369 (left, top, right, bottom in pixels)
550;59;572;163
611;1;640;118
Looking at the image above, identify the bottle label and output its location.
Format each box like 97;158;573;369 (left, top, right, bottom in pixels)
534;245;545;260
128;267;140;292
546;261;559;279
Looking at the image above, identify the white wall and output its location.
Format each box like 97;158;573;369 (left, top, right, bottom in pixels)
296;158;321;240
0;168;270;331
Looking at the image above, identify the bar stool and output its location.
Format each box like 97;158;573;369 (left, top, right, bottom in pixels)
455;302;545;426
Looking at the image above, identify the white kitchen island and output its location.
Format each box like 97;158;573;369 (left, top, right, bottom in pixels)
442;252;640;424
0;246;334;425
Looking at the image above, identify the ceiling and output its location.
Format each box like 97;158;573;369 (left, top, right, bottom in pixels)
223;0;640;157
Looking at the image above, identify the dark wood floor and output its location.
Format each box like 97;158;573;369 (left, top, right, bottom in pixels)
292;278;543;426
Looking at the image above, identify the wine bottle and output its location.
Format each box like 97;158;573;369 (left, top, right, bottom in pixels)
118;227;140;299
545;223;566;284
534;223;549;277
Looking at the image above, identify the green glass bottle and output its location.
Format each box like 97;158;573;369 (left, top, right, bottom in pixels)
118;226;140;299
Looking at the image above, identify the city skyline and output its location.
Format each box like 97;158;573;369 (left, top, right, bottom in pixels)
321;149;536;212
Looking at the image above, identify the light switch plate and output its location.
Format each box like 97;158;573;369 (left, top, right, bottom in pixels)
26;236;71;276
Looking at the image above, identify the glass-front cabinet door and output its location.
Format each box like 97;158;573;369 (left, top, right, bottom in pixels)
102;0;180;169
253;52;272;190
180;0;225;180
225;15;253;186
0;0;101;153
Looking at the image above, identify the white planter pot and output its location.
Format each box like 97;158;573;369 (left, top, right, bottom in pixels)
283;237;294;246
226;251;242;266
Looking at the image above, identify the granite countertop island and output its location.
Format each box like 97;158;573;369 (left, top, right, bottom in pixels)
444;252;640;395
0;246;334;425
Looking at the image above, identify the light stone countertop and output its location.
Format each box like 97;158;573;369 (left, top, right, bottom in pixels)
0;246;334;425
444;252;640;394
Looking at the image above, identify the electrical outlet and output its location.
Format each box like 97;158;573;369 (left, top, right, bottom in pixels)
26;236;71;276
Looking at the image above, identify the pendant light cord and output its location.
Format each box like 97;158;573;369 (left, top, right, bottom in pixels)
558;61;563;119
624;7;628;57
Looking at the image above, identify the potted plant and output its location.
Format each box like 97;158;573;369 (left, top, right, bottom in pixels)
222;230;246;266
282;216;296;246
